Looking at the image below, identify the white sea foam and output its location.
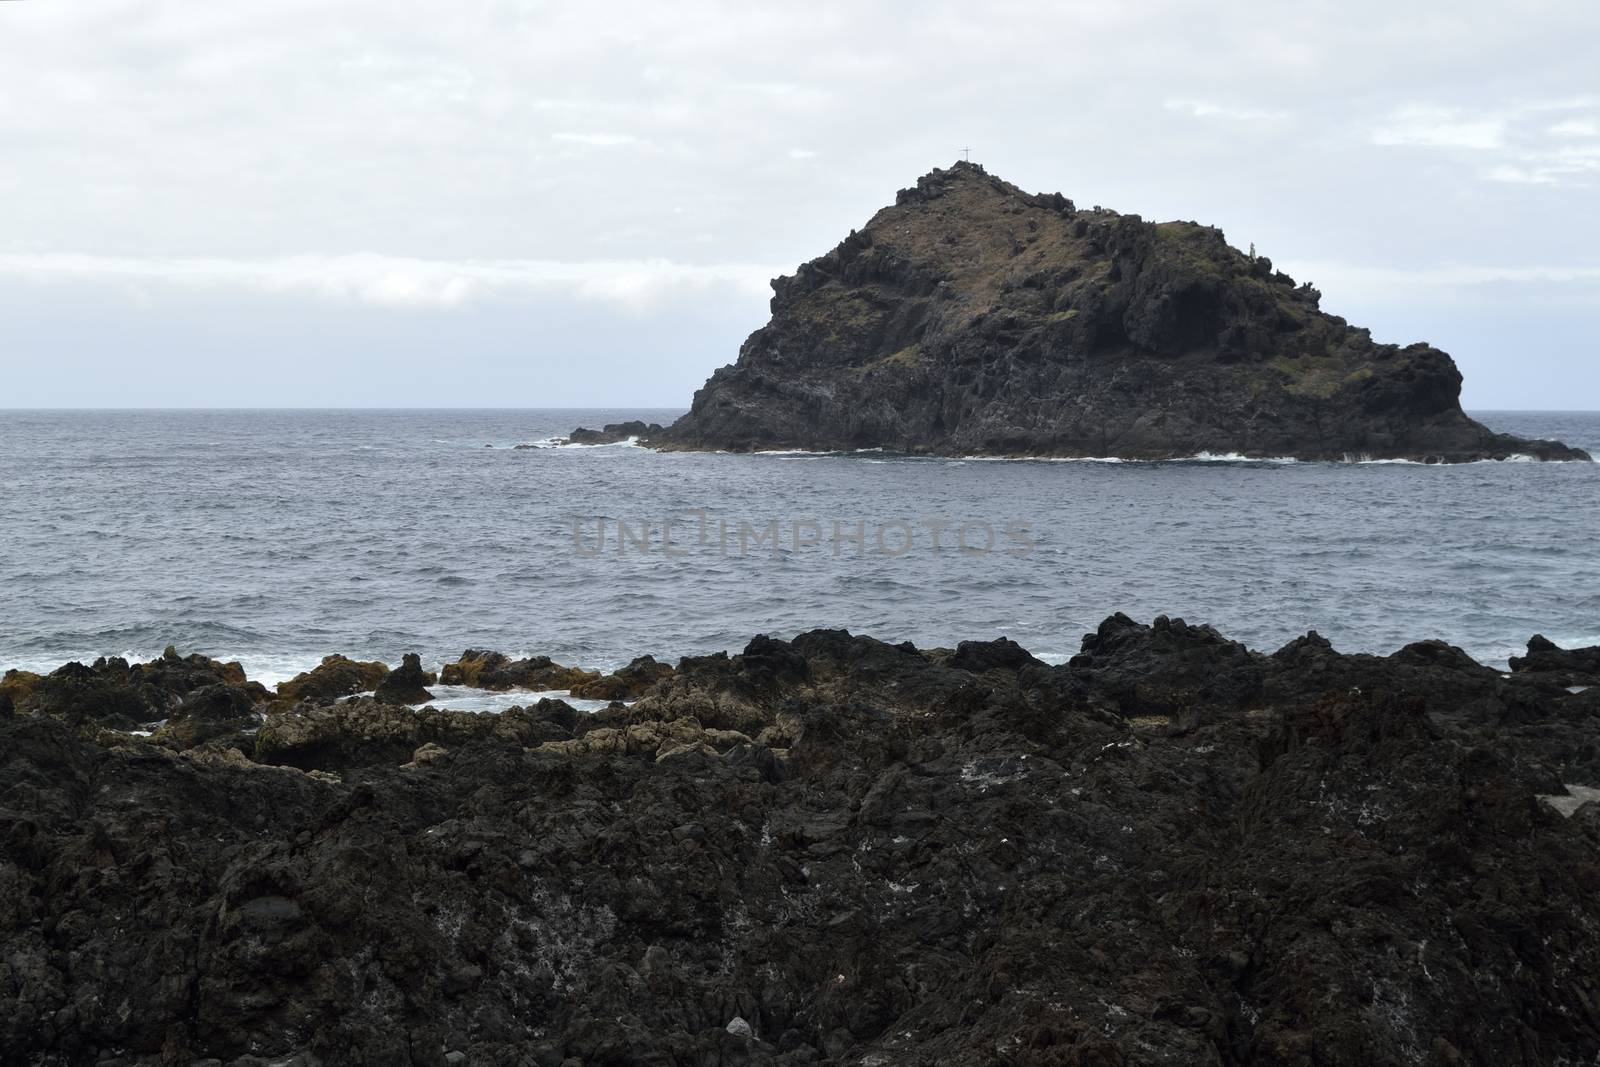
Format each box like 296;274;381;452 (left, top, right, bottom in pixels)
1187;452;1300;464
742;447;883;457
957;451;1579;466
559;436;641;449
713;448;1287;464
820;448;1585;466
0;649;625;693
237;650;638;694
752;448;842;457
961;454;1128;464
744;449;1311;465
2;649;139;676
1343;453;1561;465
407;685;622;715
215;652;333;690
512;435;645;450
0;648;328;686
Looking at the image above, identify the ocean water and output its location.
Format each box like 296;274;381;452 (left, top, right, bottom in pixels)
1;408;1596;685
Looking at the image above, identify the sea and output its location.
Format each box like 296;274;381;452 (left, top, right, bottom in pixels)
1;409;1597;688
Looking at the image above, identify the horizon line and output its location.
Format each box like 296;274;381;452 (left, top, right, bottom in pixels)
2;406;1597;415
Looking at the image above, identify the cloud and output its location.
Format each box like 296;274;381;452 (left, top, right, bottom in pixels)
0;0;1596;403
1278;258;1600;304
0;253;782;311
1484;165;1562;185
1483;141;1600;185
1164;99;1288;122
1371;106;1505;149
1367;98;1600;187
1547;118;1600;137
550;132;644;148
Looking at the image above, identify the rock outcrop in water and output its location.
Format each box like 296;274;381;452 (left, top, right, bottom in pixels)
569;654;676;701
438;650;597;692
635;162;1589;462
561;420;663;446
0;647;265;731
275;654;390;705
373;652;437;705
4;621;1600;1064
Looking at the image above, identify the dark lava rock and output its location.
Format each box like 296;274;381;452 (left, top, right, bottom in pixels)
274;654;390;705
563;420;663;446
1510;634;1600;686
643;161;1588;462
438;650;597;691
1070;611;1265;715
948;635;1042;674
1;648;266;730
568;655;675;701
253;697;579;771
156;683;261;748
4;618;1600;1064
373;653;436;705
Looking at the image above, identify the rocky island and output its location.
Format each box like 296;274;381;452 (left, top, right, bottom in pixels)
573;163;1588;462
4;622;1600;1064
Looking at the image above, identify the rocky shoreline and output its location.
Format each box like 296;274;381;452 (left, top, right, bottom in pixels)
4;617;1600;1064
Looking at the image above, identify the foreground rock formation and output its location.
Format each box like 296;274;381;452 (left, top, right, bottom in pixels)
1510;634;1600;686
616;162;1588;462
3;619;1600;1065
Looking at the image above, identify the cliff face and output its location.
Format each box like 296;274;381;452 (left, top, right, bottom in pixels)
655;163;1587;461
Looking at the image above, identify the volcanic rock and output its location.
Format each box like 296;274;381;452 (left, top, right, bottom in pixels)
438;650;597;691
373;653;437;705
3;649;265;730
640;162;1589;462
1070;612;1264;716
562;420;662;446
4;618;1600;1064
155;683;260;748
404;742;450;768
274;654;390;705
947;635;1043;674
568;654;675;700
1510;634;1600;686
0;669;38;710
254;696;582;771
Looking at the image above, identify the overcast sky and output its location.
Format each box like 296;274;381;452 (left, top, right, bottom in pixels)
1;0;1596;408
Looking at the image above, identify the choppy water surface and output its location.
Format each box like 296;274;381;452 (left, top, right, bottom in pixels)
1;408;1596;683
